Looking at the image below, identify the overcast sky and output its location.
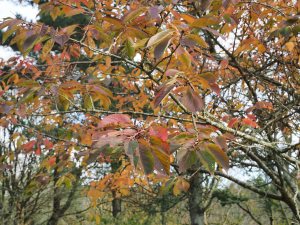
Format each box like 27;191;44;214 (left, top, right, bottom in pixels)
0;0;39;60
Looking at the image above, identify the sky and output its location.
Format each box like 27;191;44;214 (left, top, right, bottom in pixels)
0;0;39;60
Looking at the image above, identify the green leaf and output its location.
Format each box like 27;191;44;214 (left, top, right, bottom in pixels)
124;39;135;59
83;94;94;110
124;140;139;167
177;149;198;173
196;149;215;173
206;143;229;171
138;140;154;174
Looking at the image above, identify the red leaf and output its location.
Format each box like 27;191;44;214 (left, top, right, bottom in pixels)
48;156;56;166
228;118;239;128
98;114;132;128
33;43;42;52
247;114;256;121
149;126;168;142
255;101;273;110
242;118;259;128
35;145;41;155
209;83;221;96
44;139;54;149
22;140;36;153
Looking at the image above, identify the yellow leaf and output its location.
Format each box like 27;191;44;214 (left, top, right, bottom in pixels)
285;42;295;52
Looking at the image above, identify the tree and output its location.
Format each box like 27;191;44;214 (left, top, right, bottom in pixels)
0;0;299;224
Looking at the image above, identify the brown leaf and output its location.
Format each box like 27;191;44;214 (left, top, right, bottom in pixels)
180;87;204;113
154;36;171;59
153;79;176;108
147;29;173;48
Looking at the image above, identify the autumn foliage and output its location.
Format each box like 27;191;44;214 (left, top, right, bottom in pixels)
0;0;300;224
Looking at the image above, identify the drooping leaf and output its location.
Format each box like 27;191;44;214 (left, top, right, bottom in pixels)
191;16;219;28
206;143;229;171
152;146;170;174
177;149;198;173
153;79;177;108
154;36;171;59
138;140;154;174
180;87;204;113
196;149;215;173
124;140;139;167
185;34;208;48
83;94;94;110
23;33;39;52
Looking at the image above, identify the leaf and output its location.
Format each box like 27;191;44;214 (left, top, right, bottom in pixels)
180;87;204;113
0;19;21;30
154;36;171;59
165;69;181;77
191;16;219;28
147;29;173;48
228;118;239;128
138;140;154;174
124;39;135;59
57;94;70;112
99;114;132;127
41;39;54;60
22;140;36;153
242;118;258;128
2;25;19;43
54;34;69;47
206;143;229;171
196;149;215;173
102;17;124;29
177;149;198;173
123;7;147;23
152;145;170;174
124;140;139;167
153;79;177;108
173;177;190;196
185;34;208;48
23;33;39;52
149;126;168;142
33;43;42;52
83;94;94;110
44;139;54;149
214;136;227;151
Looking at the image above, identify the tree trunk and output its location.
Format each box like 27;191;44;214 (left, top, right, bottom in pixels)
112;190;121;217
111;161;122;217
188;173;205;225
